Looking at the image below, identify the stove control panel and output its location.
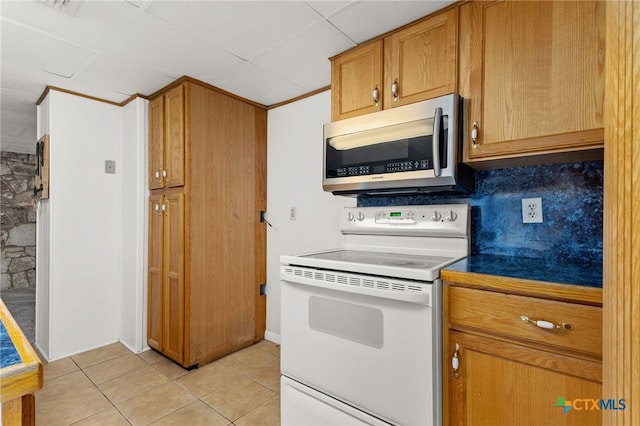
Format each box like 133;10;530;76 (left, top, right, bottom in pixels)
374;210;417;224
340;204;469;237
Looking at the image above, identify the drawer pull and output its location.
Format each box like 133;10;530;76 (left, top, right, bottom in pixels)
521;316;574;331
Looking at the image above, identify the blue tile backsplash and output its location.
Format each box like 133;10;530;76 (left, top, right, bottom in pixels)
358;161;603;267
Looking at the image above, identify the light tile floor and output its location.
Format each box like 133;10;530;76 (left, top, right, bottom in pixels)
36;340;281;426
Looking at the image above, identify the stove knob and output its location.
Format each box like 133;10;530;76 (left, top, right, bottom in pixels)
431;211;442;221
445;210;458;222
347;212;355;221
357;212;365;221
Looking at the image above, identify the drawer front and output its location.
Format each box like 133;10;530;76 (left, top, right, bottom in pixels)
448;286;602;356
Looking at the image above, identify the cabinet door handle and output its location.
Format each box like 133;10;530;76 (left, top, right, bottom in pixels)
155;170;162;182
471;121;479;149
452;343;460;379
162;169;168;180
161;203;167;215
373;86;379;106
521;315;574;331
391;79;399;101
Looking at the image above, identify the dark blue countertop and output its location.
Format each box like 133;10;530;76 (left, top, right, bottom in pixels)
444;255;603;288
1;320;22;369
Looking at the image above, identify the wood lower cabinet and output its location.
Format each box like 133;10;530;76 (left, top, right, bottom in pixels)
147;78;266;368
459;1;605;167
331;7;457;121
444;283;603;426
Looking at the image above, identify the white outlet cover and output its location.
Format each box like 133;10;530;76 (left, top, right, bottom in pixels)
521;197;543;223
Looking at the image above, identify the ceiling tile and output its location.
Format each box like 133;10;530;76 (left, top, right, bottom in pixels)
145;1;320;61
206;62;306;106
73;55;175;96
0;18;96;78
304;1;353;19
329;1;454;43
253;20;354;91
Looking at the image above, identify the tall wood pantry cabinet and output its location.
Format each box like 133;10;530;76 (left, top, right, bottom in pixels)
147;78;267;368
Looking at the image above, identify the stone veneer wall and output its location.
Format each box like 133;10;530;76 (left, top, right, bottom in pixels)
1;151;36;290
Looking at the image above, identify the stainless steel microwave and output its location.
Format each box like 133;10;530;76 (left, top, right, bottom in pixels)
323;94;474;195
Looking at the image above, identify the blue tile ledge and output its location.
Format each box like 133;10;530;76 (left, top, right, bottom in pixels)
443;255;603;289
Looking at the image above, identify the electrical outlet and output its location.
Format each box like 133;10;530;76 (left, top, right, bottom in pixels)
290;206;297;221
522;198;543;223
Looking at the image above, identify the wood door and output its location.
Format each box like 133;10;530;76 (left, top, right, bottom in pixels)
384;8;457;110
147;194;164;351
164;84;185;188
148;96;164;190
162;190;185;364
448;331;602;426
459;1;605;162
331;40;383;121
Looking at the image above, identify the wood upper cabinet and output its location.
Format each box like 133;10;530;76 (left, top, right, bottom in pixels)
331;40;383;121
383;8;457;110
459;1;605;166
444;284;603;426
148;84;185;189
331;8;457;121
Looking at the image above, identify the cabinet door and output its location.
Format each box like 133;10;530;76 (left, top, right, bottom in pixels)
459;1;605;162
147;194;164;351
384;8;457;110
331;40;383;121
148;96;164;190
162;191;185;364
164;85;186;188
447;331;602;426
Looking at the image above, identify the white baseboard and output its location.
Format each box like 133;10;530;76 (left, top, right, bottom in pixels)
264;330;281;345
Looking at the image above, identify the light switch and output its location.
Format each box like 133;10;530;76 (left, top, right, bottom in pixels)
105;160;116;174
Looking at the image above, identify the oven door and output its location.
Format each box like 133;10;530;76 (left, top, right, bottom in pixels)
280;265;442;426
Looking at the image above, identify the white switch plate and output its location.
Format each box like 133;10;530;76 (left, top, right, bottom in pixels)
522;197;543;223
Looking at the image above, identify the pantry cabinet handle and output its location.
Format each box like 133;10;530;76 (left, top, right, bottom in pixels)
373;86;379;106
452;343;460;379
471;122;479;149
391;79;399;101
521;315;574;331
161;203;167;215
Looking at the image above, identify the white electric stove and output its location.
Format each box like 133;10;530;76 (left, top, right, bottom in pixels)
280;204;470;426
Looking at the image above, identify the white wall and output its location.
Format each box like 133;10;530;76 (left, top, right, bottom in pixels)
35;91;147;361
119;98;149;353
265;90;355;343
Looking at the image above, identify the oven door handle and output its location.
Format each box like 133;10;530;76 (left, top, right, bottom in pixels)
281;267;432;306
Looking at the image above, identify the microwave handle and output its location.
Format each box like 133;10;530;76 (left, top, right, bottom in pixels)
432;107;443;177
